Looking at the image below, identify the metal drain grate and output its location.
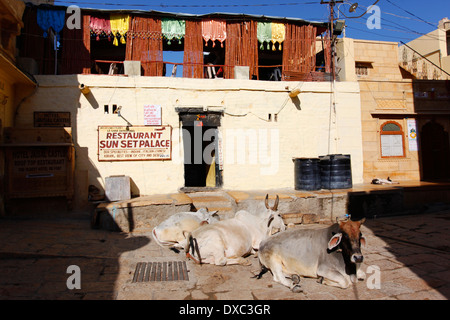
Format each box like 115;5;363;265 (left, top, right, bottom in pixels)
132;261;189;283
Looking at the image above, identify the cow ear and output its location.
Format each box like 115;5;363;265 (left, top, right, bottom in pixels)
360;235;366;247
328;233;342;250
267;214;274;228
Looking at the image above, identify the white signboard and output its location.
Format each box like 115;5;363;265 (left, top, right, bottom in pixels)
407;119;419;152
144;105;162;126
98;126;171;161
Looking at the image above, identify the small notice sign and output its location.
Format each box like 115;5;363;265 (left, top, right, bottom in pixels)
98;126;171;161
407;119;419;152
34;112;71;127
144;105;162;126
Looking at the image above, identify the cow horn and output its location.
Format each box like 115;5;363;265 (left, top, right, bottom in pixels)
272;195;279;211
265;194;270;209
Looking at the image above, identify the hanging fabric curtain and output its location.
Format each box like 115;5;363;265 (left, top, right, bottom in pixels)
271;23;285;51
37;7;66;41
126;16;163;76
183;20;203;78
110;14;130;46
161;18;185;44
90;15;111;41
225;20;258;79
21;6;52;74
257;22;272;50
201;19;227;47
282;24;317;74
61;14;91;74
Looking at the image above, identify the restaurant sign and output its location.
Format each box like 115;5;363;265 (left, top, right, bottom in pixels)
98;126;172;161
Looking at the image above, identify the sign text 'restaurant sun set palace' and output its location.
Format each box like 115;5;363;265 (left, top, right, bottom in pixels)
98;126;172;161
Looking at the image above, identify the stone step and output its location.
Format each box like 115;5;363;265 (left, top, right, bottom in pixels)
187;192;235;219
281;213;319;225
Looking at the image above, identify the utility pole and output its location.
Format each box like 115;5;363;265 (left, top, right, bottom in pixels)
320;0;343;81
320;0;343;155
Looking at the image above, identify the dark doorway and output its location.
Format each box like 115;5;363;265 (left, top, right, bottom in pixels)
420;121;450;180
179;110;223;189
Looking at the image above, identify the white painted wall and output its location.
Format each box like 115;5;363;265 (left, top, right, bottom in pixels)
15;75;363;207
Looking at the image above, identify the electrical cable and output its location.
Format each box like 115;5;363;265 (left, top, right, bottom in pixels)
52;1;320;8
384;0;437;28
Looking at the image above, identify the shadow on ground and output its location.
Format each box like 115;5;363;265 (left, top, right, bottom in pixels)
0;215;149;300
360;212;450;300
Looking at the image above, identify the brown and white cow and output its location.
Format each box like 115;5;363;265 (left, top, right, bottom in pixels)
256;217;366;291
184;195;286;266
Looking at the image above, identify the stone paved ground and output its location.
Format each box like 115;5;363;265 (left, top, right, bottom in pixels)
0;210;449;301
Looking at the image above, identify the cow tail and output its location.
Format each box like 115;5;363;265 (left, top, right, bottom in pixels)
253;265;269;280
185;233;202;265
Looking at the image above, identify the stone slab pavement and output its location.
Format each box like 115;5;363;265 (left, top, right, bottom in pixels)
0;210;449;302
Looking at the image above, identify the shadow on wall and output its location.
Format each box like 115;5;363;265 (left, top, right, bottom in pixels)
413;80;450;182
7;75;104;215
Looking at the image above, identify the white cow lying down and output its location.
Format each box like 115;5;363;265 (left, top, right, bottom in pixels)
183;195;286;266
152;208;219;250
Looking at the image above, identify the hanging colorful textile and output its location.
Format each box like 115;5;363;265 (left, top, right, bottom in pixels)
257;22;272;50
271;23;285;51
161;18;185;45
201;19;227;47
110;14;130;46
90;15;111;41
36;7;66;41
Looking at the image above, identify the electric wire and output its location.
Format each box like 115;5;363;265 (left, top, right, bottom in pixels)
384;0;438;28
52;1;320;8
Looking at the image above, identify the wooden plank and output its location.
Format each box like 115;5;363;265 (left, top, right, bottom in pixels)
182;261;189;281
156;262;162;281
132;262;142;283
144;262;152;282
167;261;173;281
150;262;157;281
173;260;179;280
137;263;145;282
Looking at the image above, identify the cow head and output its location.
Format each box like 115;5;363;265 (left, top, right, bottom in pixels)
196;208;220;224
265;194;286;235
327;218;366;264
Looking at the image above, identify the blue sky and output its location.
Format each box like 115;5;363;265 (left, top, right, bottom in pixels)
53;0;449;75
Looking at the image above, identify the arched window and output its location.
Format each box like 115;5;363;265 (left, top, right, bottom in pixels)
380;121;405;158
